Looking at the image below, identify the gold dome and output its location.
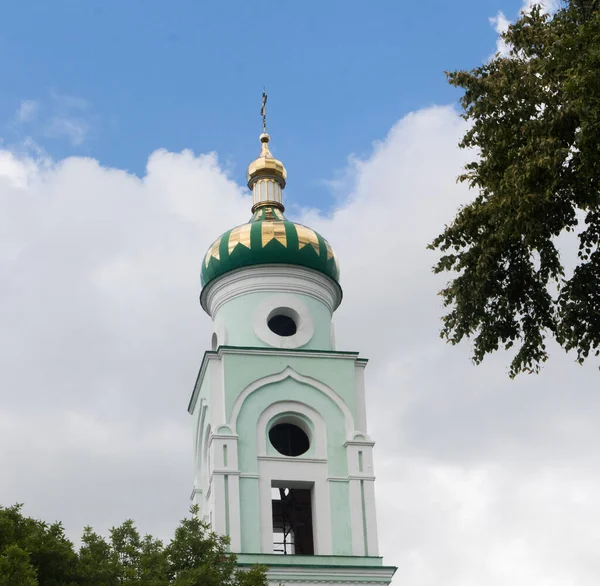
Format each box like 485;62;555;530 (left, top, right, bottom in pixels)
246;133;287;190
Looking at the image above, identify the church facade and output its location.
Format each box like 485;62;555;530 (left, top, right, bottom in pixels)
188;127;396;586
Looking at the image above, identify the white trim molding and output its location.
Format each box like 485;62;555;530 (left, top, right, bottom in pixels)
253;294;314;349
212;318;227;349
256;400;327;459
258;456;333;555
229;366;355;439
201;264;342;317
188;348;363;415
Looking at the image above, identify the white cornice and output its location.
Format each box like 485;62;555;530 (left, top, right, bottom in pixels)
348;475;376;482
249;565;397;584
217;346;360;359
200;264;342;316
344;440;375;448
209;433;239;442
188;346;363;414
189;488;202;500
210;469;241;478
257;455;328;464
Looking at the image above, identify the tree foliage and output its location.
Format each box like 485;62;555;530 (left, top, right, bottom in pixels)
429;0;600;376
0;504;267;586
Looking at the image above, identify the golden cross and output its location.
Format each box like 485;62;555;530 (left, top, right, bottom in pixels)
261;89;267;133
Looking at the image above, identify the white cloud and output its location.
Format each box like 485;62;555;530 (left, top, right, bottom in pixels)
44;116;90;146
50;90;89;111
522;0;561;13
490;10;512;57
11;92;92;146
306;105;600;585
16;100;39;123
0;105;598;585
490;0;561;57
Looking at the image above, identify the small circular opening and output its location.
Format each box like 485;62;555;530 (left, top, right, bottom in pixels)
269;423;309;456
268;314;297;337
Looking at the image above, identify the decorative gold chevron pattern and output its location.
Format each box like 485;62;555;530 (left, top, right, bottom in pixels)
205;236;221;267
296;225;320;254
228;224;252;254
331;248;339;274
261;221;287;248
324;240;339;272
325;240;335;260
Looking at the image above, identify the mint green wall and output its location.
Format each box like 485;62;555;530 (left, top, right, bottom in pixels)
235;377;352;553
191;343;365;557
216;291;333;349
239;477;261;553
193;360;220;502
222;353;358;423
329;481;353;555
236;378;348;476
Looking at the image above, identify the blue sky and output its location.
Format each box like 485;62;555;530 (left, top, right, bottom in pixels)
1;0;524;211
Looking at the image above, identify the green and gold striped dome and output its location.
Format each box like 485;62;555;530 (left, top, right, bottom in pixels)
201;206;340;287
201;131;340;290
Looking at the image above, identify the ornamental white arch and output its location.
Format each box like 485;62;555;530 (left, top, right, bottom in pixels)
194;401;207;471
229;366;355;439
256;400;327;459
202;423;212;492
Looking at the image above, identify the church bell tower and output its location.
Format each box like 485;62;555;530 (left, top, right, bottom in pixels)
188;110;396;585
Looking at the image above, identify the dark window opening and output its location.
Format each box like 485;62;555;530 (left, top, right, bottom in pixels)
268;314;297;337
272;487;314;555
269;423;309;457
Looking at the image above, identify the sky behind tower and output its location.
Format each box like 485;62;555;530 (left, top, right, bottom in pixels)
1;2;598;585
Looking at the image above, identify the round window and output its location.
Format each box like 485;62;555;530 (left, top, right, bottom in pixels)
267;314;297;337
269;423;309;456
254;298;313;348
